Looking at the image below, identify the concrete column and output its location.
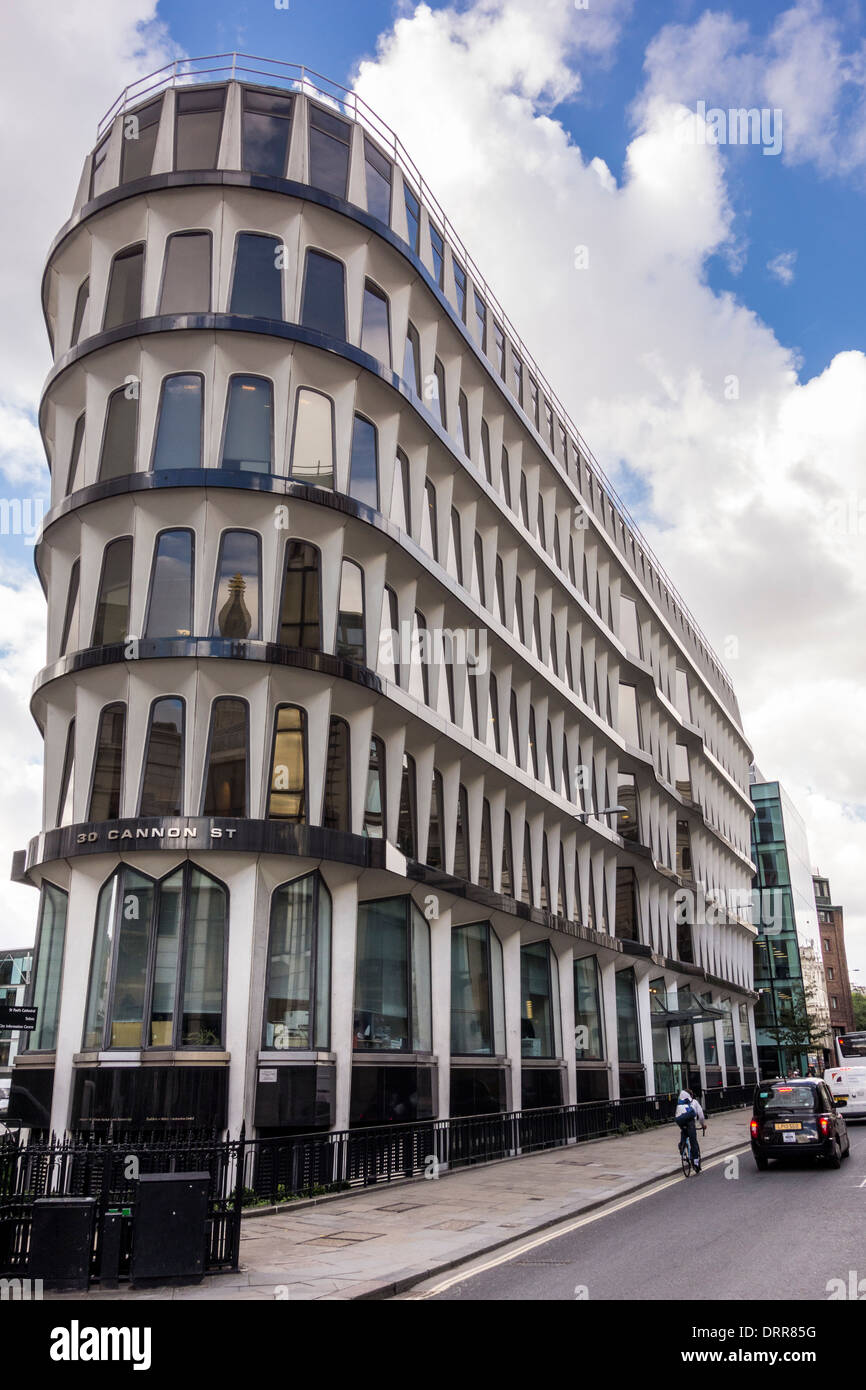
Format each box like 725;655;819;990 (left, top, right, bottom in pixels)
49;865;105;1135
634;969;655;1094
223;862;258;1135
554;942;576;1105
501;927;523;1110
330;876;359;1132
429;902;451;1120
599;957;620;1100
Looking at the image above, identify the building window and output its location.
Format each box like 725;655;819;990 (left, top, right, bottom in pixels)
422;479;438;559
24;884;68;1052
458;390;471;456
397;752;417;857
278;540;321;649
66;414;86;494
480;419;492;483
97;386;138;482
511;348;522;404
348;413;379;508
618;683;641;747
90;134;111;200
501;810;514;896
424;221;443;287
501;447;512;507
364;137;392;221
379;584;400;683
336;558;365;662
268;705;306;821
427;769;444;868
70;278;90;348
403;321;421;394
59;559;80;656
451;922;505;1056
676;819;693;881
88;703;125;820
675;743;691;799
432;357;447;429
301;248;346;339
409;610;429;704
57;720;75;827
519;473;530;530
675;668;692;721
175;87;225;170
145;529;194;638
536;496;547;551
83;864;227;1050
473;533;486;607
522;824;533;901
363;736;386;837
473;290;487;353
574;956;604;1059
448;507;463;584
103;244;144;330
404;183;420;253
264;873;331;1050
493;322;506;378
392;447;411;530
353;897;431;1051
528;377;539;428
229;232;283;318
201;698;248;816
615;968;641;1062
323;716;350;832
479;800;494;886
308;104;350;198
454;784;470;879
139;698;184;816
151;373;203;471
220;375;273;472
615;867;639;941
617;773;640;843
92;537;132;646
620;595;641;656
210;530;261;639
521;941;561;1058
361;280;391;365
242;87;292;176
159;231;211;313
453;258;467;320
290;386;335;487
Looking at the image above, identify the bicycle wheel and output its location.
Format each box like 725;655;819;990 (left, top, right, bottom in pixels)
680;1139;692;1178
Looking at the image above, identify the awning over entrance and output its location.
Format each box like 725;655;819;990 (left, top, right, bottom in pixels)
650;988;725;1027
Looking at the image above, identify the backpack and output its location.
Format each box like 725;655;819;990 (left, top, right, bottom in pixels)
675;1103;695;1129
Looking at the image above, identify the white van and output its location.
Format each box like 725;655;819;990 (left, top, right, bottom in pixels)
824;1066;866;1118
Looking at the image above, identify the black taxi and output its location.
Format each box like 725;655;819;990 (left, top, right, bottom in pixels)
750;1077;850;1170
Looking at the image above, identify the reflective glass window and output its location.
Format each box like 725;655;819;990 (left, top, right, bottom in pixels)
268;705;306;821
88;703;125;820
220;375;273;472
145;529;194;638
242;88;292;176
211;530;261;639
229;232;282;319
278;540;320;648
202;698;248;816
175;87;225;170
290;387;335;487
300;249;345;339
103;244;144;330
364;137;392;221
139;698;184;816
348;413;379;508
264;873;331;1050
309;104;350;198
93;537;132;646
151;373;203;470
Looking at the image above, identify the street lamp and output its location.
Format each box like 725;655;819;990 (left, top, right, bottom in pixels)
574;805;627;823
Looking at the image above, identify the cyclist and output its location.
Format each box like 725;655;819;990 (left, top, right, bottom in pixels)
675;1088;707;1172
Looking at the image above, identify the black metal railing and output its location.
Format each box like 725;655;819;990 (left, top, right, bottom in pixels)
0;1083;753;1278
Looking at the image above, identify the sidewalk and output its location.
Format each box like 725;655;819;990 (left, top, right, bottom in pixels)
49;1108;751;1302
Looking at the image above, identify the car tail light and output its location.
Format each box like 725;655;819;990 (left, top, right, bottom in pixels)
819;1116;831;1136
750;1118;759;1138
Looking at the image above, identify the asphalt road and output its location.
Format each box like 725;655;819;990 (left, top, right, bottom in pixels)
411;1122;866;1301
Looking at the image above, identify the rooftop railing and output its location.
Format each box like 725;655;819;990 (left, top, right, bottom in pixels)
97;53;737;708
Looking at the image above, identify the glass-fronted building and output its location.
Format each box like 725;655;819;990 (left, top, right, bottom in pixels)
0;947;33;1081
751;776;833;1076
10;55;758;1137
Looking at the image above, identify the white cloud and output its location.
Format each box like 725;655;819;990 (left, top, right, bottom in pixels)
0;1;178;948
767;249;797;284
638;0;866;179
354;0;866;979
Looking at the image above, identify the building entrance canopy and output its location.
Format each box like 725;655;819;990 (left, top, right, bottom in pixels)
650;989;725;1028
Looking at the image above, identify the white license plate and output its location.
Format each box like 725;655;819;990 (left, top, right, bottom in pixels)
783;1132;797;1143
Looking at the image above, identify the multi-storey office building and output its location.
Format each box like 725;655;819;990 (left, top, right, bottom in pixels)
751;777;833;1075
0;947;33;1081
10;56;758;1137
813;874;854;1038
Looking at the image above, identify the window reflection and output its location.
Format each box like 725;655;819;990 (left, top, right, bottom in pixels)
361;280;391;365
242;88;292;176
139;698;184;816
323;716;350;831
308;105;351;198
175;88;225;171
220;375;273;472
88;703;125;820
268;705;305;821
211;531;261;639
300;249;345;339
353;897;431;1051
264;873;331;1050
336;558;365;662
98;387;138;482
278;540;321;648
348;413;379;508
159;231;211;314
290;387;335;487
229;232;282;319
151;373;202;471
145;529;194;638
103;245;144;330
364;137;392;221
202;698;248;816
93;537;132;646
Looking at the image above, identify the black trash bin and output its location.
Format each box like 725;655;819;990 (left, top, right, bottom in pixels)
130;1171;210;1284
29;1196;96;1290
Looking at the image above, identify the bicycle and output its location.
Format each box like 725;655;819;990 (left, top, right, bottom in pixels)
678;1126;703;1178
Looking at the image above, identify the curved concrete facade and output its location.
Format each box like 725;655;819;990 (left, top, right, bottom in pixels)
13;60;758;1138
